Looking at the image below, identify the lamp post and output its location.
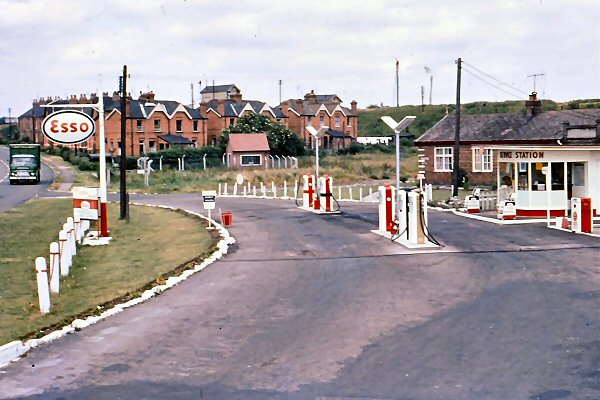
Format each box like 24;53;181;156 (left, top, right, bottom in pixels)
381;115;417;217
306;126;329;208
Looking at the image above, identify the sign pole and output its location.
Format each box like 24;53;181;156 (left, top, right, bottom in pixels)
208;209;212;229
97;95;109;237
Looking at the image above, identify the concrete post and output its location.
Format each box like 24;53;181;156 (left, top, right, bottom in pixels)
359;187;363;201
272;182;276;197
224;182;228;195
218;183;222;196
338;186;342;200
49;242;60;294
349;187;353;201
35;257;50;314
243;186;247;196
73;215;82;244
59;229;70;276
253;186;257;196
66;217;76;255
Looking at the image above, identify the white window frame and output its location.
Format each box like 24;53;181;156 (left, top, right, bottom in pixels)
319;115;325;127
434;147;453;172
347;116;352;127
176;119;183;133
154;119;161;132
240;154;262;167
193;120;199;132
136;119;143;132
335;115;340;127
472;147;493;172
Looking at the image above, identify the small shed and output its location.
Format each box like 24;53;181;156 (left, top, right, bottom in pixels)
226;133;270;169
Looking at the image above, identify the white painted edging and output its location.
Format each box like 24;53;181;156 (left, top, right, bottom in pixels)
0;204;235;369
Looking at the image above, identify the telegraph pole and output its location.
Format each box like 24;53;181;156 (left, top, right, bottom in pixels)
429;75;433;105
32;102;36;144
395;59;400;107
452;58;462;198
119;65;128;220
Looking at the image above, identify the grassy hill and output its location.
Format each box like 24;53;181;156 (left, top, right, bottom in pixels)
357;98;600;138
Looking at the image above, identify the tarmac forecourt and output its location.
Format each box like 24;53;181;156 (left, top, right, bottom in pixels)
0;198;228;366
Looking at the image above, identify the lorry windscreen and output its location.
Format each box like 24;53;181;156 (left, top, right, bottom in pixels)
12;156;37;166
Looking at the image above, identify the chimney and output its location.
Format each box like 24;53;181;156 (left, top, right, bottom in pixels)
305;90;317;104
295;99;304;114
112;91;121;104
526;91;542;116
562;121;570;141
281;101;289;116
230;92;243;104
79;93;88;103
199;102;207;116
351;100;357;113
69;95;77;104
217;99;225;116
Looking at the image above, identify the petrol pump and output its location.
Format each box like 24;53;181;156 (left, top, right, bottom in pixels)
302;174;316;210
571;197;593;233
318;175;334;212
378;185;396;234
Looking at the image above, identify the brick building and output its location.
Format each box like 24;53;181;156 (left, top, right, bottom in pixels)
415;93;600;187
200;89;287;146
18;92;207;156
278;91;358;150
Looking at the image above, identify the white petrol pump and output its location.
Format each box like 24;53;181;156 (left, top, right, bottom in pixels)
376;185;439;248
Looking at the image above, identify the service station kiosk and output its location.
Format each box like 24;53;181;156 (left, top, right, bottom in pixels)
493;145;598;233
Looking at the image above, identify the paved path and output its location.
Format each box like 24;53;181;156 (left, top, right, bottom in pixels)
0;194;598;399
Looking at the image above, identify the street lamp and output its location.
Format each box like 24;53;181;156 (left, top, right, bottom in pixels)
381;115;417;218
306;125;329;209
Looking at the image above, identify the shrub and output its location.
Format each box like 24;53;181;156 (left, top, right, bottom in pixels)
78;157;91;171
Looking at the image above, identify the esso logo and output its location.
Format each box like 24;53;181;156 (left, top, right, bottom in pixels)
42;110;96;144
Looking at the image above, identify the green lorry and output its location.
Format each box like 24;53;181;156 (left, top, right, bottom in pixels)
8;144;41;184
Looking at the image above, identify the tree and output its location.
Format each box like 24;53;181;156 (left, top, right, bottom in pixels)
220;112;305;156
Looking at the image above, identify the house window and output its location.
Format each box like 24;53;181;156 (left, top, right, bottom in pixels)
434;147;453;172
307;116;312;125
136;119;143;132
193;120;199;132
192;139;197;148
229;118;235;127
159;143;166;150
139;141;145;154
335;115;340;127
149;140;156;152
347;117;352;127
176;119;183;132
154;119;161;132
211;137;217;146
240;154;262;166
319;115;325;127
472;147;493;172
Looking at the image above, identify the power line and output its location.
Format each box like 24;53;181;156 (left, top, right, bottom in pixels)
462;67;524;100
463;61;530;96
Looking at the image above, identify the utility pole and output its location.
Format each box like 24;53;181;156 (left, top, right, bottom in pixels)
421;85;425;112
429;75;433;105
279;79;282;104
119;65;128;220
8;107;12;140
527;73;545;92
395;59;400;107
190;83;195;108
32;102;36;144
453;58;462;198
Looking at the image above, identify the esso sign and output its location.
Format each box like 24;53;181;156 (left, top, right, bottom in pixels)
42;110;96;144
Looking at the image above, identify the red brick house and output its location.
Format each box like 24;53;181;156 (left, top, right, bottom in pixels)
225;133;270;169
200;90;287;146
18;92;207;157
278;91;358;149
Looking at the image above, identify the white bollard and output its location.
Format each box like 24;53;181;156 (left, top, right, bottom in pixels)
284;181;288;199
253;186;257;196
272;182;276;198
338;186;342;200
49;242;60;294
359;187;363;201
73;215;82;244
233;183;238;196
35;257;50;314
369;187;373;197
243;186;247;196
59;229;71;276
66;217;76;256
349;187;353;201
247;182;251;193
224;182;228;195
218;183;222;196
294;180;298;199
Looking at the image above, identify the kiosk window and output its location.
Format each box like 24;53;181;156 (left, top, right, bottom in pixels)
518;163;529;190
531;162;547;191
551;162;564;190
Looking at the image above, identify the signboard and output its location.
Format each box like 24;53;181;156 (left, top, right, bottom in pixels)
73;186;99;220
202;190;217;210
42;110;96;144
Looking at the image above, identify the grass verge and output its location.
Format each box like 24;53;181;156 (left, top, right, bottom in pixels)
0;198;217;344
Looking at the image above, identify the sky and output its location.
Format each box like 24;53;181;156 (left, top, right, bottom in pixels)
1;0;599;117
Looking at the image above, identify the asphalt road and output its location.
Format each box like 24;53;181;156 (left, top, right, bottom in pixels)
0;194;599;399
0;146;56;214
